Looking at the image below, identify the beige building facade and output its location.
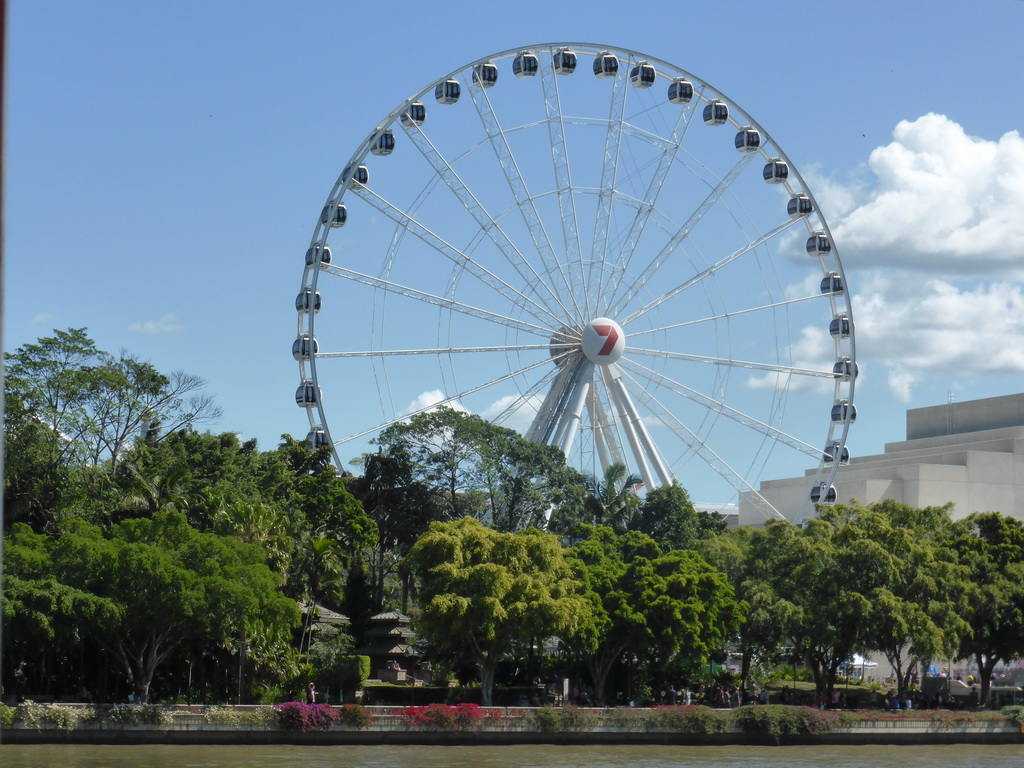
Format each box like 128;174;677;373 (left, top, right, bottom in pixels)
739;392;1024;526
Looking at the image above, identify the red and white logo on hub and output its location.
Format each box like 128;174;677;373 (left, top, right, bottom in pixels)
582;317;625;365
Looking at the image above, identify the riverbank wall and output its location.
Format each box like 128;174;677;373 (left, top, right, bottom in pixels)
3;706;1022;746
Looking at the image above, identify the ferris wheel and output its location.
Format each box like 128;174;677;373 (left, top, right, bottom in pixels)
294;43;856;522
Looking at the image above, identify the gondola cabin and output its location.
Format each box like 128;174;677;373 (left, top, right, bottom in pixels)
820;272;843;295
305;245;331;266
806;232;831;257
788;194;813;218
703;99;728;125
307;427;329;449
513;50;539;77
735;127;760;152
295;381;321;407
810;484;838;503
829;314;851;339
320;203;346;228
823;441;851;465
473;62;498;87
833;357;859;379
553;49;577;74
292;335;318;361
400;102;426;127
295;288;322;314
763;158;788;183
668;78;693;104
435;79;460;104
593;52;618;78
630;61;656;87
831;401;857;423
371;130;395;156
346;164;369;186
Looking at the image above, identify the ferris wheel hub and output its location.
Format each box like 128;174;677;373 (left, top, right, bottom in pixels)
582;317;625;365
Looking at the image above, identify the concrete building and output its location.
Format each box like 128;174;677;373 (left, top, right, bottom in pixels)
739;392;1024;526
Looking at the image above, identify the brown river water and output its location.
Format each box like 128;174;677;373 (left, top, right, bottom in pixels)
2;744;1023;768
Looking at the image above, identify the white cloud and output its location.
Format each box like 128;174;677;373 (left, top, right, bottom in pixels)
480;393;542;433
831;114;1024;276
402;389;467;418
129;312;184;334
854;279;1024;377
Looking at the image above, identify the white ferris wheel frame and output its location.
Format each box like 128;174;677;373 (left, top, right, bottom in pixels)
294;42;857;523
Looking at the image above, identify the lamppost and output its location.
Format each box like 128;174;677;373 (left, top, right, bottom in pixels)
232;639;248;705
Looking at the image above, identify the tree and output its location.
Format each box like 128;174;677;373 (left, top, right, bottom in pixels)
745;518;873;701
949;511;1024;706
5;328;221;473
583;463;641;532
405;517;589;705
373;407;585;533
823;501;969;700
630;481;727;551
36;510;300;701
565;526;742;705
349;448;448;613
375;408;488;519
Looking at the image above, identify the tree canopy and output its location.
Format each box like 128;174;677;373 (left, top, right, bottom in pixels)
405;517;589;705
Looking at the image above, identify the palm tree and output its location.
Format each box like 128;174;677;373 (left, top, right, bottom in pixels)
584;462;642;533
214;501;294;577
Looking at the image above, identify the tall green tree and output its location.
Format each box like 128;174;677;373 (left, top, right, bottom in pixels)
565;525;742;705
745;517;873;701
406;517;589;705
4;511;299;702
948;511;1024;705
823;501;969;700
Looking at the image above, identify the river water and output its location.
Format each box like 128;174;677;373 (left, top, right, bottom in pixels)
2;744;1023;768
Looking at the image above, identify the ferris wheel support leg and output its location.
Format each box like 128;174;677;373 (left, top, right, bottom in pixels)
587;389;613;476
526;362;576;446
607;365;674;488
553;361;594;456
604;368;655;490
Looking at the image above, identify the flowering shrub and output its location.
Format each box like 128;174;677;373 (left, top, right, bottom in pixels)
0;703;16;728
648;705;729;734
273;702;337;732
399;703;497;730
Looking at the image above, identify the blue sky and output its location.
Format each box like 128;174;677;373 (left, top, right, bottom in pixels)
7;1;1024;506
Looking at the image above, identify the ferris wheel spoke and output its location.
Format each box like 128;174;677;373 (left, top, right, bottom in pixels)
607;151;758;317
589;62;629;315
619;357;821;458
614;368;787;519
333;354;559;446
604;87;701;306
318;343;570;358
627;292;828;337
540;52;588;319
619;216;801;327
465;63;583;323
321;263;554;338
624;347;836;380
400;112;574;323
348;185;559;327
